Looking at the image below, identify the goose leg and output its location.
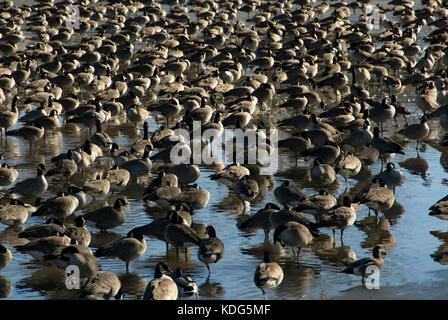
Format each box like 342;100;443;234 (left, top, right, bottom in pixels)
340;229;344;247
262;289;268;300
126;262;129;273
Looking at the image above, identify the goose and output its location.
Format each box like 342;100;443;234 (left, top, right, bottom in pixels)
273;221;314;262
397;113;430;150
198;225;224;274
210;163;250;187
0;95;19;137
145;180;182;208
238;203;281;243
235;175;259;213
164;211;201;257
31;192;79;223
6;122;44;148
274;180;307;207
9;163;48;197
342;120;373;151
143;262;178;300
301;141;341;164
0;244;12;270
370;127;405;169
67;185;87;211
335;154;362;186
119;145;153;183
14;234;71;260
104;165;130;193
18;218;66;240
25;109;60;135
83;175;110;199
0;199;29;226
80;270;122;300
316;196;356;245
172;184;210;211
341;245;386;286
377;162;404;191
143;172;179;196
254;252;284;300
310;158;337;189
131;121;153;155
173;268;199;300
269;205;319;235
45;245;99;278
355;180;395;217
294;190;338;219
147;98;181;127
165;164;201;187
127;104;151;125
83;198;128;232
94;229;146;272
0;163;18;186
90;120;112;152
46;149;77;181
63;216;91;247
367;98;396;132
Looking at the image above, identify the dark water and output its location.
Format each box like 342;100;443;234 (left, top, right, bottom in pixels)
0;0;448;300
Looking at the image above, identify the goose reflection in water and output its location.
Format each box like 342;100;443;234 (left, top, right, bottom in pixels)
430;231;448;265
399;156;430;181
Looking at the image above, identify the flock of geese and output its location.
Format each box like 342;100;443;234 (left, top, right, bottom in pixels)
0;0;447;300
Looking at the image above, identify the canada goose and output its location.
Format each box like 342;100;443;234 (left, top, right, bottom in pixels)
371;127;405;170
294;190;338;219
172;184;210;211
0;199;29;226
397;113;430;150
210;163;250;187
94;229;146;272
64;216;91;247
83;198;128;232
9;163;48;197
342;120;373;151
82;175;110;199
0;95;19;137
119;145;153;183
145;180;182;208
46;149;77;182
80;270;122;300
143;262;178;300
143;172;179;196
67;185;87;211
104;165;130;192
274;181;307;207
45;245;99;278
235;175;259;213
165;164;201;187
254;252;284;300
147;98;181;127
198;225;224;274
273;221;313;262
269;205;319;234
356;180;395;217
341;245;386;286
18;218;66;240
310;158;337;189
131;122;153;155
31;192;79;223
429;195;448;221
301;141;341;164
335;154;362;186
316;196;356;246
174;268;198;300
377;162;404;191
14;234;71;260
164;211;201;257
0;244;12;270
90;120;112;151
0;163;18;186
6;122;44;148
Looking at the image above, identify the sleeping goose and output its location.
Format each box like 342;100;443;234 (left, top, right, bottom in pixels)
143;262;178;300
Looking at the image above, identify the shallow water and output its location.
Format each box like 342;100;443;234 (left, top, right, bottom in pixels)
1;0;448;300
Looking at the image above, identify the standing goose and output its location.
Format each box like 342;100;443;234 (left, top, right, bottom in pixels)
147;98;181;127
0;95;19;138
356;180;395;217
143;262;178;300
131;121;153;155
335;154;362;186
6;122;44;148
368;98;396;132
9;163;48;197
235;175;259;213
46;149;77;182
341;245;386;286
254;252;284;300
274;181;307;207
377;162;404;192
45;246;99;278
174;268;199;300
198;226;224;274
94;229;146;272
239;203;281;243
310;158;337;189
80;270;122;300
316;196;356;246
63;216;91;247
83;198;128;232
31;192;79;223
0;199;29;226
273;221;314;262
0;163;18;187
0;244;12;270
370;127;405;170
90;119;112;152
104;165;130;193
119;145;153;183
164;211;201;258
294;190;338;219
397;113;430;151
